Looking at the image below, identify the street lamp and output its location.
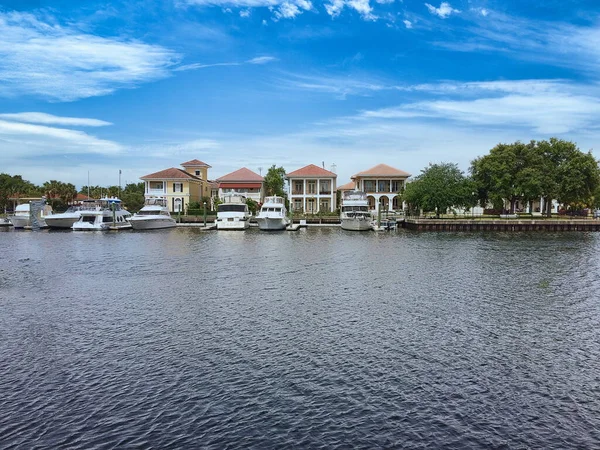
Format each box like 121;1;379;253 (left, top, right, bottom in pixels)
203;201;207;227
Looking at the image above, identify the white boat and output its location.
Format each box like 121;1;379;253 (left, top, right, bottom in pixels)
45;202;95;229
72;198;132;231
130;198;176;230
215;193;250;230
340;191;372;231
8;200;53;229
256;196;290;230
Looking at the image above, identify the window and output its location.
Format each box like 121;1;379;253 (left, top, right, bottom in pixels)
293;181;303;194
195;170;201;176
364;181;376;192
293;199;302;211
320;199;330;211
307;180;316;194
378;181;390;192
149;181;163;190
307;198;316;213
173;198;182;212
320;180;330;194
173;183;183;193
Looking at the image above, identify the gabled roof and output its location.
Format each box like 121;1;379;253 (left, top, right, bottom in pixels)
141;168;201;180
286;164;337;178
181;159;211;167
337;181;355;191
217;167;263;182
352;164;411;178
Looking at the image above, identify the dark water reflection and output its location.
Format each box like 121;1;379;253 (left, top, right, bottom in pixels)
1;228;600;448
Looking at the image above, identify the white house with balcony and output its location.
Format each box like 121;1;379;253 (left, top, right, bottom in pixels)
350;164;411;213
286;164;337;213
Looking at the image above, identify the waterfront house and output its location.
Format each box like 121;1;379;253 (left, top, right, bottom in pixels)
351;164;411;213
216;167;264;203
286;164;337;213
140;159;212;213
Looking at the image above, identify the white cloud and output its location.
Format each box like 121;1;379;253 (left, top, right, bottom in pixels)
0;112;112;127
277;72;393;98
247;56;278;64
425;2;460;18
175;56;276;71
0;119;122;159
360;80;600;134
479;8;489;17
403;19;412;29
240;8;251;16
0;11;180;102
325;0;376;19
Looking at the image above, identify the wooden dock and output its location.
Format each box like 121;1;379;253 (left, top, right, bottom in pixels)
403;218;600;232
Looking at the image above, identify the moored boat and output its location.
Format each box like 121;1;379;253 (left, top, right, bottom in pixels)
215;193;250;230
45;201;97;229
130;197;176;230
256;196;290;230
8;200;53;229
340;191;371;231
71;198;132;231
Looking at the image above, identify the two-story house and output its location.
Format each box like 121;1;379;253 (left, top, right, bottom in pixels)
350;164;411;213
286;164;337;213
216;167;264;203
140;159;211;213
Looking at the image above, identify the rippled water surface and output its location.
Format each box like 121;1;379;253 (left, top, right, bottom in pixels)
1;227;600;449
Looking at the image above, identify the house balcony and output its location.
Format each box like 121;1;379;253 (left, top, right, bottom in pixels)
147;188;167;195
291;190;305;195
319;190;331;195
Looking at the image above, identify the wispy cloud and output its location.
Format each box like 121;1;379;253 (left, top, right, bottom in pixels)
425;2;460;19
175;55;277;71
403;19;413;29
0;11;180;102
0;118;122;159
434;12;600;76
360;80;600;134
276;72;397;98
0;112;112;127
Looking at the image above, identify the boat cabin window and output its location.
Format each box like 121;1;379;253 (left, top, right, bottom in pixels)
81;215;96;224
218;204;247;213
103;216;114;223
342;206;369;212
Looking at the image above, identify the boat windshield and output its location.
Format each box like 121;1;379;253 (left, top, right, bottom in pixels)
218;204;247;213
137;210;158;215
342;206;369;212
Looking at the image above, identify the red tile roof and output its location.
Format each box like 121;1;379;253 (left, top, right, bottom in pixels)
337;181;356;191
352;164;411;178
181;159;211;167
217;167;263;182
141;168;201;180
286;164;337;178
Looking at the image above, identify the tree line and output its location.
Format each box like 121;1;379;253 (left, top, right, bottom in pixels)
0;174;145;212
402;138;600;217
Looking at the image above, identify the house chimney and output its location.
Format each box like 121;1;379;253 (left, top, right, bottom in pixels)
322;161;325;169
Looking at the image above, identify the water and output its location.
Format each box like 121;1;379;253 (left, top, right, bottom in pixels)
1;227;600;449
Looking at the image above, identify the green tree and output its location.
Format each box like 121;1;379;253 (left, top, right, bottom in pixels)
120;182;145;212
401;163;475;218
246;198;258;215
263;165;286;197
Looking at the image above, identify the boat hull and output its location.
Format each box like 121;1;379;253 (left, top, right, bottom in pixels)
45;216;80;229
341;217;372;231
130;217;176;230
9;216;48;229
256;217;290;231
216;219;249;230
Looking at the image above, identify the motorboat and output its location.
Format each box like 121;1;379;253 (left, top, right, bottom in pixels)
256;196;290;230
130;197;176;230
215;193;250;230
8;200;53;229
340;191;372;231
45;201;98;229
71;197;132;231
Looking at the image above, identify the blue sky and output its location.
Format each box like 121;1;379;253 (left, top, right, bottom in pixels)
1;0;599;188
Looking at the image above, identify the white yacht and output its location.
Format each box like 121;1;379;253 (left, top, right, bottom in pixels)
8;200;53;229
45;201;97;229
130;197;176;230
340;191;372;231
215;194;250;230
72;198;132;231
256;196;290;231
